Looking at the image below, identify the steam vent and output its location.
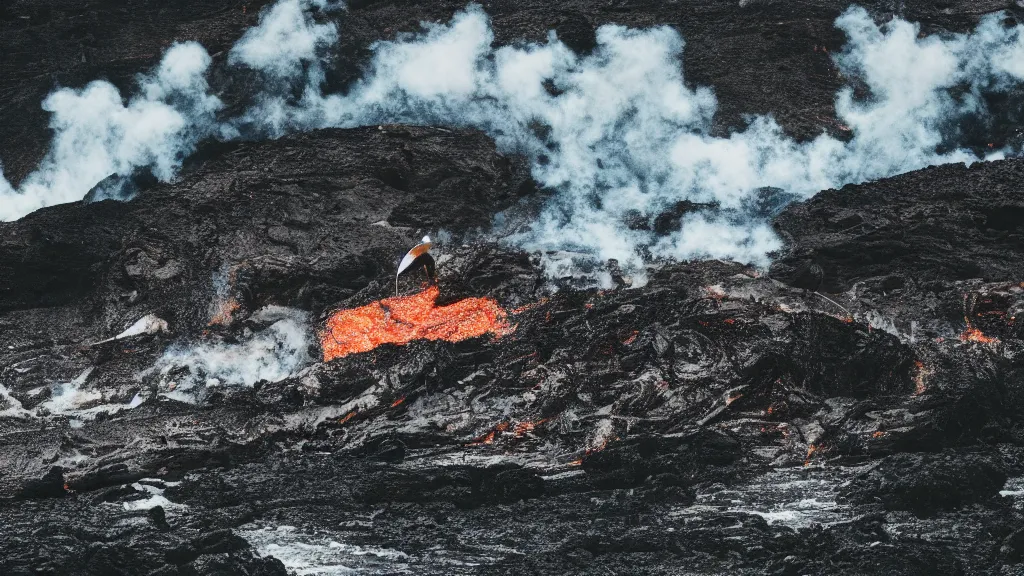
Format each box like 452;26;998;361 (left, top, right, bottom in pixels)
5;1;1024;574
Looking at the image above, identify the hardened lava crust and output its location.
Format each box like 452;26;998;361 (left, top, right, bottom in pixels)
2;2;1024;576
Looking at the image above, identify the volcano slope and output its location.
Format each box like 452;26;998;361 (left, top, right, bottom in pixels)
4;2;1024;576
0;125;1023;575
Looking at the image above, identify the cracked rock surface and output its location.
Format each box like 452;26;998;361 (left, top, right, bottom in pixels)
3;1;1024;575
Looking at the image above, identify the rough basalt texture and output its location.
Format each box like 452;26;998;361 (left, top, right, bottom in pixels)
770;159;1024;293
3;2;1024;576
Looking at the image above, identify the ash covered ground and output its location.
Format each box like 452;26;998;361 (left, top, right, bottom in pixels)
3;1;1024;575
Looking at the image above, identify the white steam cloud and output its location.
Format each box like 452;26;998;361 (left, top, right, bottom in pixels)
3;2;1024;277
149;306;312;402
229;0;339;80
237;4;1024;276
0;42;224;217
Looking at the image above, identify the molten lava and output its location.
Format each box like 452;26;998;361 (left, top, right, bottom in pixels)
467;422;510;446
470;431;496;446
321;286;512;361
804;444;818;466
960;326;997;344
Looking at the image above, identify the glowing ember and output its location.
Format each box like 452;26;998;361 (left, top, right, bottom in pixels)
704;285;726;301
209;298;240;326
872;431;886;438
960;327;998;344
621;330;639;345
510;351;538;364
338;411;357;425
321;286;513;361
913;360;931;395
804;444;817;467
568;437;616;465
513;418;549;437
467;422;511;446
390;397;406;408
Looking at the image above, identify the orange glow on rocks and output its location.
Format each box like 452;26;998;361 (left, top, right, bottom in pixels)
474;432;496;445
209;298;240;326
513;418;549;437
913;360;931;395
804;444;817;466
321;286;513;361
468;422;509;446
960;327;998;344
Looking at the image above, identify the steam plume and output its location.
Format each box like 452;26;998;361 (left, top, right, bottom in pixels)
0;43;223;218
4;2;1024;277
149;306;312;402
225;4;1024;277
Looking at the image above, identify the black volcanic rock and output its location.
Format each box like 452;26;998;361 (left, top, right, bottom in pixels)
771;159;1024;293
4;190;1024;572
0;126;533;322
842;449;1009;514
16;466;66;500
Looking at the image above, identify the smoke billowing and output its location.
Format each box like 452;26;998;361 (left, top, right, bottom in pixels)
3;1;1024;277
0;42;224;218
148;306;312;402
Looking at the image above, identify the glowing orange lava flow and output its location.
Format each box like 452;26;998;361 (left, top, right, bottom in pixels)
960;327;998;344
321;286;513;361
